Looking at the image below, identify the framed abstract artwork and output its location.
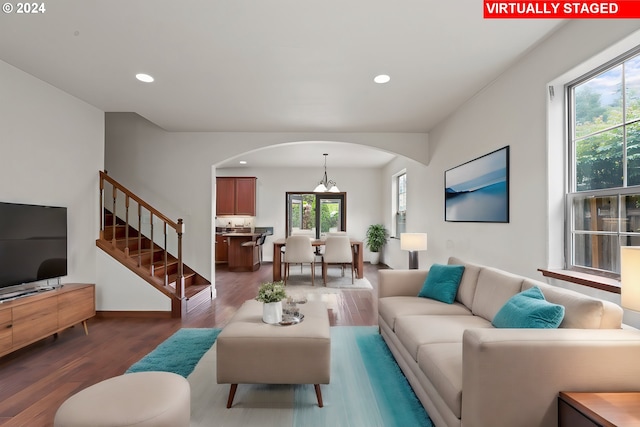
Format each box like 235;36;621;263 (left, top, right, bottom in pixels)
445;146;509;223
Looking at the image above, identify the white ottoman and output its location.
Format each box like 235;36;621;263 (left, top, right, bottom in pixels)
217;300;331;408
54;371;190;427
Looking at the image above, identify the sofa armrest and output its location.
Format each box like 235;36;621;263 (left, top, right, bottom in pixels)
378;269;428;298
461;328;640;427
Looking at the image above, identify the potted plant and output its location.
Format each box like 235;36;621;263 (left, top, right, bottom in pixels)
256;281;287;324
365;224;388;265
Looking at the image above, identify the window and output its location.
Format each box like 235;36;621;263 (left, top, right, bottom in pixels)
285;192;346;239
567;48;640;275
394;172;407;237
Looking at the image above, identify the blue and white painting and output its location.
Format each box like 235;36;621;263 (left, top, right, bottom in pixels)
445;146;509;222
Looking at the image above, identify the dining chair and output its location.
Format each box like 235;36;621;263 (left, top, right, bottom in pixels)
322;235;354;285
283;235;316;286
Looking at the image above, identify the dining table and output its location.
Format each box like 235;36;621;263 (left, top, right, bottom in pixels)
272;238;364;281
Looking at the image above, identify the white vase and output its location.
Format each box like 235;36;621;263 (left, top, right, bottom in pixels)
263;301;283;324
370;252;380;265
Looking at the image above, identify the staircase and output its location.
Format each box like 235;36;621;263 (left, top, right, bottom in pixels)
96;171;211;318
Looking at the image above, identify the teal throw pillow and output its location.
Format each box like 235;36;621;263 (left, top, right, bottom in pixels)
418;264;465;304
492;286;565;329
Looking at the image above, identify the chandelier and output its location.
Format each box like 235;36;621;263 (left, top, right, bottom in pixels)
313;153;340;193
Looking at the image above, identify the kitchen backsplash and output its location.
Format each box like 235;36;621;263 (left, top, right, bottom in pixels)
215;216;255;228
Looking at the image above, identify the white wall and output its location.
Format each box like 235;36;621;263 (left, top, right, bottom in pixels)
216;166;383;262
0;60;103;295
103;20;640;324
96;251;170;311
105;112;428;291
416;20;640;279
381;156;431;270
416;21;640;327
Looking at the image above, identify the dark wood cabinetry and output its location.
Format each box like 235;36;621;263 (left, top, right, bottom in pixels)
234;177;257;215
0;283;95;358
216;177;236;216
225;233;260;272
216;177;256;216
215;234;229;263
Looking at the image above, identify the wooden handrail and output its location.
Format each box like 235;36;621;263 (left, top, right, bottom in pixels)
99;171;180;231
99;171;185;300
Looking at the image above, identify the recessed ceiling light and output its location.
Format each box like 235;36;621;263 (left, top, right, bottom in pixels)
136;73;154;83
239;160;247;165
374;74;391;84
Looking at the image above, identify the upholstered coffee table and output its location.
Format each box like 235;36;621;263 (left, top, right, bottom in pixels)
216;299;331;407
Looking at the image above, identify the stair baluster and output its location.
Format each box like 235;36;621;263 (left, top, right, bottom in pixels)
137;204;142;268
177;219;185;299
96;171;209;318
124;195;130;257
149;212;154;277
163;223;168;287
111;185;118;249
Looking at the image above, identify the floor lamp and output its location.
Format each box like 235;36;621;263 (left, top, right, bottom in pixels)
400;233;428;269
621;246;640;312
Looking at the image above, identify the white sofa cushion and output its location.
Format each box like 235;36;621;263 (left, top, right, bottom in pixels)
378;296;471;331
395;315;492;360
522;279;612;329
448;256;481;309
472;267;523;322
418;343;463;419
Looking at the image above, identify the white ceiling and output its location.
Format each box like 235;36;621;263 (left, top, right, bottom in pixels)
0;1;563;165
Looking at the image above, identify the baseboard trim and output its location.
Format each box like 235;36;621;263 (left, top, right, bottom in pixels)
95;310;172;319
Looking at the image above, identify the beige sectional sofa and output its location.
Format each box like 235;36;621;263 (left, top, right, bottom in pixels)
378;257;640;427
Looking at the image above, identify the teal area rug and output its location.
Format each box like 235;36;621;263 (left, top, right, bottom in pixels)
126;326;433;427
357;328;433;427
126;328;221;378
292;326;433;427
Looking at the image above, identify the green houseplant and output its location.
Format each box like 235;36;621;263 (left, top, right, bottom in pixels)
256;281;287;303
365;224;388;265
256;281;287;324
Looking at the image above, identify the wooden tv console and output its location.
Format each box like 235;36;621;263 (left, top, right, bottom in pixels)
0;283;95;358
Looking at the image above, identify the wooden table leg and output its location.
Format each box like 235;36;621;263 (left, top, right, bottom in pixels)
354;242;364;279
226;384;238;408
273;243;282;281
314;384;323;408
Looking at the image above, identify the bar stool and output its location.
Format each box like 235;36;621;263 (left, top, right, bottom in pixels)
241;233;267;265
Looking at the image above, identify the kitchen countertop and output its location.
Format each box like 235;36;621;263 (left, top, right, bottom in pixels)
222;232;262;237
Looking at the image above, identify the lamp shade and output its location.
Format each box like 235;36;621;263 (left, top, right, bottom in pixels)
621;246;640;312
400;233;428;251
314;183;327;192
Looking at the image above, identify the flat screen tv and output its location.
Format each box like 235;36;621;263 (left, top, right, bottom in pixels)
0;202;67;290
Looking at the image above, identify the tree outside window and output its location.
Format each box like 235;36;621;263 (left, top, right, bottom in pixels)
568;51;640;274
286;193;345;239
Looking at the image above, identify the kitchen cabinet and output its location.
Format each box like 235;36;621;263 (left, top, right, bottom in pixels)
216;177;257;216
215;233;229;263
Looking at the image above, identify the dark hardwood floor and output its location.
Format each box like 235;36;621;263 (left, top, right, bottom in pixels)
0;262;387;427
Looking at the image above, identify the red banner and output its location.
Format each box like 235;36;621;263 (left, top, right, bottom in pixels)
484;1;640;18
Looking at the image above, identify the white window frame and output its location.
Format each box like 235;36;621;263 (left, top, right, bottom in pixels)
391;169;407;238
565;46;640;276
